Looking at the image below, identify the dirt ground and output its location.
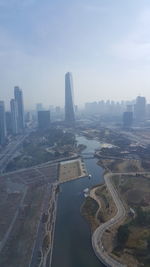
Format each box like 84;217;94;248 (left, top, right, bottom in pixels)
59;158;87;183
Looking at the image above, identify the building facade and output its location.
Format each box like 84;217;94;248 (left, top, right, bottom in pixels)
38;110;50;129
0;101;7;145
6;111;12;134
134;96;146;122
10;99;19;135
14;86;24;132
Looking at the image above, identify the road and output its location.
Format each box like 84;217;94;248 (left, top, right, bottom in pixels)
92;173;127;267
1;154;79;177
0;131;31;173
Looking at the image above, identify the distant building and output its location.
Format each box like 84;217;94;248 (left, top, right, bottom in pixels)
65;72;75;125
146;104;150;119
10;99;19;135
126;105;133;113
75;105;78;113
38;110;50;129
14;86;25;132
123;104;133;128
0;101;7;145
6;111;12;134
25;112;32;123
55;106;60;113
134;96;146;122
123;112;133;128
36;103;43;112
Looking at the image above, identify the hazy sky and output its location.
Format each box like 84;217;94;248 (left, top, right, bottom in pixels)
1;0;150;109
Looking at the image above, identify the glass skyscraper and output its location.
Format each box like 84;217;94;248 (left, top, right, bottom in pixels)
14;86;25;133
10;99;19;135
65;72;75;125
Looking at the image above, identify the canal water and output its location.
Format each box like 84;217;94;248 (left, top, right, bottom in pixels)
52;136;105;267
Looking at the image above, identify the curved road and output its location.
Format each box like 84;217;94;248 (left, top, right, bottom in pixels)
92;173;127;267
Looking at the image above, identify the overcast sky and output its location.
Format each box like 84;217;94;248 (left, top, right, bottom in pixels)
1;0;150;109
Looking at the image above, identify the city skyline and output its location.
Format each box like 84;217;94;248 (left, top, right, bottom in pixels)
1;83;150;111
1;0;150;108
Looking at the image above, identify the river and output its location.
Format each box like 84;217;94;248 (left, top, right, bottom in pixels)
52;136;105;267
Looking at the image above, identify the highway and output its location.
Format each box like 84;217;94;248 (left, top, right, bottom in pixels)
92;173;127;267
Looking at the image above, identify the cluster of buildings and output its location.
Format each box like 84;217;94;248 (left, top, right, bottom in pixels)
85;100;126;116
0;87;24;145
123;96;148;128
84;96;150;128
2;72;149;147
0;72;76;145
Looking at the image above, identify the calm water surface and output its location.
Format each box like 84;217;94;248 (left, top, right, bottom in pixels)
52;136;105;267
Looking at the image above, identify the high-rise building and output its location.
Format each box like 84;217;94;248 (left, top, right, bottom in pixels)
38;110;50;129
6;111;12;134
134;96;146;122
14;86;24;132
123;112;133;128
65;72;75;125
10;99;19;135
0;101;7;145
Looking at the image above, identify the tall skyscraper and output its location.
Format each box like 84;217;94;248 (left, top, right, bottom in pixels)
14;86;24;132
65;72;75;125
0;101;7;145
10;99;18;135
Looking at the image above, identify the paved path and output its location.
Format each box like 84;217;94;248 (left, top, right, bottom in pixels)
91;173;127;267
89;187;102;223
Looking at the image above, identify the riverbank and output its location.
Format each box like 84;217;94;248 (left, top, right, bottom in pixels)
52;135;104;267
89;155;150;267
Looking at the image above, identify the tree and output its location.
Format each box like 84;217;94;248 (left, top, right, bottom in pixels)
147;236;150;250
117;225;130;245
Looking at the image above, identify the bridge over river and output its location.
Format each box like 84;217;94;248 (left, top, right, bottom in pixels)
80;152;94;159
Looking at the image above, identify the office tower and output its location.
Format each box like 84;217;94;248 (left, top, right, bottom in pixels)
123;105;133;128
6;112;12;134
0;101;7;145
65;72;75;125
10;99;19;135
14;86;24;132
134;96;146;122
38;110;50;129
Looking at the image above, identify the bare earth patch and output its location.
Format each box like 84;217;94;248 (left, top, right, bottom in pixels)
59;158;88;183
